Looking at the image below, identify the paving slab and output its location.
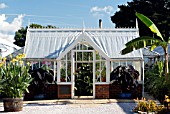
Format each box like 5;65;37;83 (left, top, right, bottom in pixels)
92;99;110;104
0;99;138;114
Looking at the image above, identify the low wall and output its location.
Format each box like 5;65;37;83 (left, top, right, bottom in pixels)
24;84;58;100
109;83;122;98
24;83;142;100
109;83;142;99
45;84;58;99
58;84;71;99
95;84;109;99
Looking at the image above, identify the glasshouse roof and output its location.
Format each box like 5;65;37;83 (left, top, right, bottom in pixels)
0;37;21;57
153;45;170;55
143;47;160;57
24;28;143;60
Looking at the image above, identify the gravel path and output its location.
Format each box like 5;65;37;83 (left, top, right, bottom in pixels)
0;102;136;114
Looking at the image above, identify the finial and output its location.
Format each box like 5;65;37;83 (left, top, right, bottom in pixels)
82;20;85;33
136;18;139;29
28;18;30;28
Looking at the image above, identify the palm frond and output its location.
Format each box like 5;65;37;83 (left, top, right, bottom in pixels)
150;41;164;51
136;12;163;41
121;46;134;55
125;36;161;47
168;38;170;44
150;44;157;51
121;37;161;55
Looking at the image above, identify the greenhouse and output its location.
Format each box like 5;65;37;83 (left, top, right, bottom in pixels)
24;26;144;99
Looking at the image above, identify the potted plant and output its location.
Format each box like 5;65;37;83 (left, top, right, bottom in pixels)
101;66;106;82
28;67;54;100
0;54;33;112
60;68;66;82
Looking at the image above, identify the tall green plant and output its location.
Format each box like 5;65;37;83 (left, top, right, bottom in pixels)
144;61;169;101
0;54;33;98
74;64;93;96
121;12;170;81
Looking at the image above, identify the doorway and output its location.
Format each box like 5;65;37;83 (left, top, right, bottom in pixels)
74;63;93;96
72;50;95;98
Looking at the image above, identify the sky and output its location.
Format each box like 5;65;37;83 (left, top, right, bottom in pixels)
0;0;131;42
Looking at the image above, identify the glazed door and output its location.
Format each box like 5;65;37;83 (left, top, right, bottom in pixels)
71;50;95;98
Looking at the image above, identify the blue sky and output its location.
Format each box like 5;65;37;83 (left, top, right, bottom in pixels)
0;0;130;28
0;0;130;41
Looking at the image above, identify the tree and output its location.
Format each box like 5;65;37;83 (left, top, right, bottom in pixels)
14;27;27;47
121;12;170;81
111;0;170;37
14;24;56;47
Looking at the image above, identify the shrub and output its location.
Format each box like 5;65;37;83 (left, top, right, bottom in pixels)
144;61;170;102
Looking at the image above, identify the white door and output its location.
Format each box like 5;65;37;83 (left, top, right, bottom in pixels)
71;50;95;98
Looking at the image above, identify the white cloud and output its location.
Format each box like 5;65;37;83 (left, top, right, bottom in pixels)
0;14;24;42
0;3;8;9
0;14;24;33
90;6;114;17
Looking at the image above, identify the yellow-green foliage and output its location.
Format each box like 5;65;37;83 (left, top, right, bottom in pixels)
0;54;33;98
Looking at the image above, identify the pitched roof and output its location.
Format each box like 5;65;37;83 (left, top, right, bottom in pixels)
24;28;143;59
0;37;21;57
143;47;160;57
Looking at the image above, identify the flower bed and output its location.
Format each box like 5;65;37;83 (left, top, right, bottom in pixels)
132;98;166;113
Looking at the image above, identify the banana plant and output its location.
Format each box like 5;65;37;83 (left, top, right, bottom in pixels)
121;12;170;81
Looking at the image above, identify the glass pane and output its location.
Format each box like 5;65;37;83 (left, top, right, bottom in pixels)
41;61;53;70
82;44;87;50
61;55;66;60
88;52;93;61
60;68;66;82
76;52;82;61
96;52;100;60
127;61;133;66
60;61;66;82
83;52;88;61
95;61;106;82
67;51;71;60
111;62;119;70
132;61;141;81
120;61;126;66
101;56;106;60
95;62;100;82
101;61;106;82
67;61;71;82
88;45;93;50
55;62;57;81
30;61;39;70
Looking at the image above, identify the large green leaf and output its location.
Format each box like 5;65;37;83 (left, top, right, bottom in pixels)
168;38;170;43
136;12;163;41
121;36;161;55
125;36;161;47
121;46;134;55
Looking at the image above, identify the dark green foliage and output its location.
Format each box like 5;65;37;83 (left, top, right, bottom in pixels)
145;61;170;102
75;63;93;96
29;24;43;28
111;0;170;38
14;24;56;47
14;27;27;47
28;68;54;95
0;55;33;98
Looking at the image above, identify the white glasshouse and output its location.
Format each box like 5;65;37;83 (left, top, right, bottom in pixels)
24;23;144;99
0;37;20;58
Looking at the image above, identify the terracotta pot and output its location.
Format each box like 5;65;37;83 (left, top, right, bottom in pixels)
102;77;106;82
3;98;23;112
60;77;66;82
